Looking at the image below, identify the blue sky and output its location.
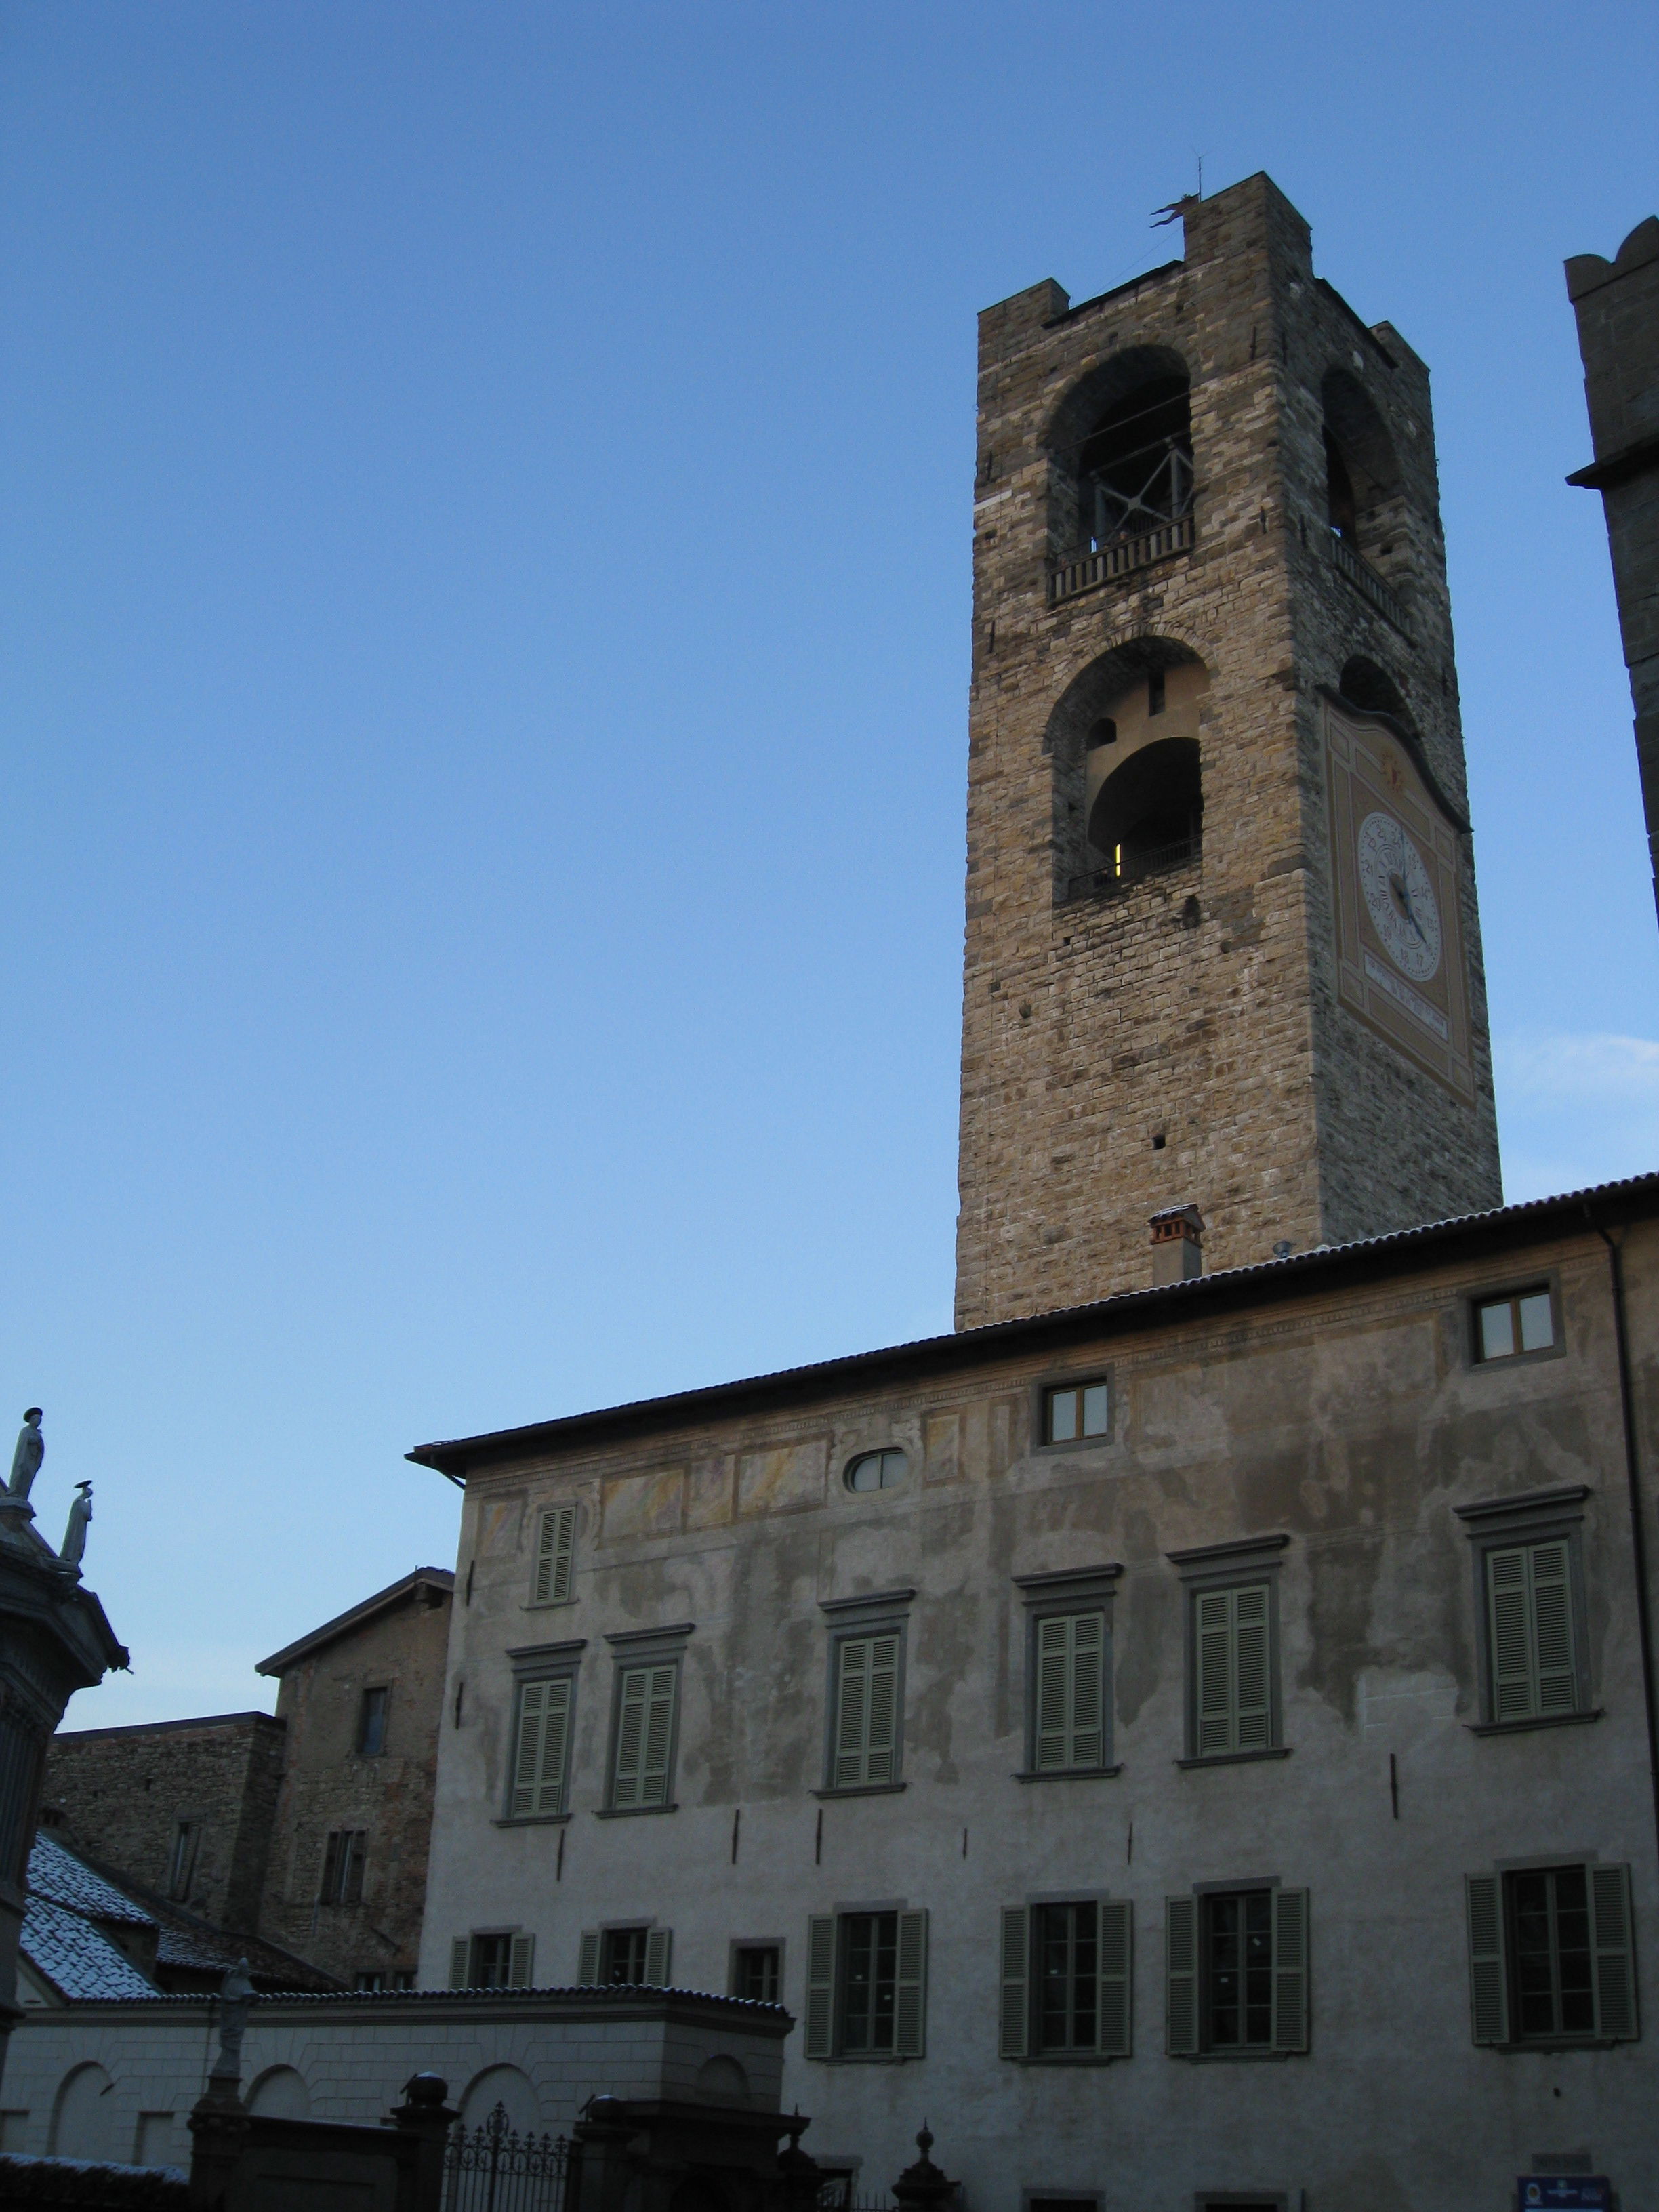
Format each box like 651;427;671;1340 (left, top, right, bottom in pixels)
2;2;1654;1724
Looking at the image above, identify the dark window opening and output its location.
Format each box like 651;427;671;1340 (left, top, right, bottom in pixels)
1204;1890;1273;2049
1044;1380;1109;1444
393;1969;416;1991
357;1686;389;1757
1151;1132;1167;1151
1475;1288;1555;1361
1088;737;1202;886
1036;1902;1098;2053
733;1944;781;2003
356;1972;387;1992
319;1829;367;1907
1075;375;1193;553
839;1911;898;2053
1086;717;1117;747
166;1821;199;1903
1338;655;1412;726
602;1927;649;1986
1325;429;1358;541
1509;1867;1595;2040
1147;668;1166;716
469;1933;513;1988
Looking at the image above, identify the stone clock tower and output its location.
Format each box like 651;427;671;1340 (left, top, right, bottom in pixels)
955;173;1502;1330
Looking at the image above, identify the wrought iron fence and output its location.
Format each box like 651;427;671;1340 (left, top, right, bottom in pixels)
443;2106;571;2212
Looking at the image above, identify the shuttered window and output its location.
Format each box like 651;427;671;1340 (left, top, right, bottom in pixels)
610;1663;678;1809
533;1506;577;1605
830;1634;901;1790
802;1908;926;2059
1485;1540;1580;1721
1466;1864;1637;2045
510;1677;573;1817
998;1900;1131;2060
451;1932;532;1988
1033;1610;1107;1771
319;1830;366;1906
1165;1887;1307;2055
1192;1582;1273;1755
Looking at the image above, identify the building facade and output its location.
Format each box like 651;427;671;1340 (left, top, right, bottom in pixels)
956;173;1501;1326
411;1183;1659;2212
42;1567;452;1992
1565;213;1659;928
255;1566;453;1989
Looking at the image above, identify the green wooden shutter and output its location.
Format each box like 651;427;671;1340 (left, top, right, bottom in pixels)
1195;1591;1234;1755
512;1681;569;1816
1034;1618;1070;1770
644;1927;673;1986
998;1907;1029;2058
613;1664;677;1807
508;1934;535;1988
1166;1896;1199;2055
1270;1888;1309;2053
534;1506;577;1605
1233;1586;1272;1752
449;1938;470;1989
804;1914;836;2059
577;1929;600;1985
1070;1610;1105;1767
1465;1874;1509;2045
1589;1864;1637;2041
1097;1898;1132;2058
894;1908;927;2057
535;1677;573;1814
834;1635;900;1788
1529;1542;1578;1715
1487;1544;1536;1719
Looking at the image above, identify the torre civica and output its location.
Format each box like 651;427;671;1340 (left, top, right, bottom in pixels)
413;178;1658;2211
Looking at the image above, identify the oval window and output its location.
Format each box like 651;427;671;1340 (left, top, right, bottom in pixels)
845;1448;907;1494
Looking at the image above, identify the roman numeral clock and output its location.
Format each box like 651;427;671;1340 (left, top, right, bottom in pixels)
1323;693;1476;1101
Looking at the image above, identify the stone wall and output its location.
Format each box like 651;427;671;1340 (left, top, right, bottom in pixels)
0;1987;789;2171
43;1717;285;1935
1565;215;1659;922
257;1579;451;1988
956;171;1501;1329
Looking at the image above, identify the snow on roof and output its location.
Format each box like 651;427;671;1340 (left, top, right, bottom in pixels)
28;1833;155;1929
22;1897;155;2001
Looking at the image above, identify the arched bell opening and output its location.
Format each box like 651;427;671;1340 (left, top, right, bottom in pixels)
1046;640;1209;900
1321;368;1406;577
1044;347;1192;558
1338;655;1414;732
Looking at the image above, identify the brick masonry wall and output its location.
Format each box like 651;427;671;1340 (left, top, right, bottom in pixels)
258;1586;451;1987
955;171;1501;1330
43;1715;286;1933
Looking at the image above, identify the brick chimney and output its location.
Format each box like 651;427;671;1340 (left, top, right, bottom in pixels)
1150;1206;1204;1285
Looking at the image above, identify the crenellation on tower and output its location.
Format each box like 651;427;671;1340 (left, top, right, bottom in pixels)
955;171;1501;1330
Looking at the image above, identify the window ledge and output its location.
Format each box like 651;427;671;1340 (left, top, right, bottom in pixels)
493;1812;572;1828
1010;2053;1123;2066
1490;2036;1624;2054
1176;1747;1292;1769
1467;1708;1603;1736
1014;1765;1122;1784
807;2053;920;2066
522;1598;579;1612
813;1782;908;1800
594;1803;678;1818
1174;2047;1296;2064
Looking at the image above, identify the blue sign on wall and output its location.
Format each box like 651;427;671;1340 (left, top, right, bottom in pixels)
1519;2182;1612;2210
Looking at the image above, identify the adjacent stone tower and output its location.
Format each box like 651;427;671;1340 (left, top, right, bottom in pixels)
955;173;1502;1329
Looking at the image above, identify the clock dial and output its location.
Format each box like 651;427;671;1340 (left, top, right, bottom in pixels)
1357;811;1441;982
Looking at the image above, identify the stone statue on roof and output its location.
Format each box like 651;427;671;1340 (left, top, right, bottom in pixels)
7;1410;43;1502
58;1483;91;1572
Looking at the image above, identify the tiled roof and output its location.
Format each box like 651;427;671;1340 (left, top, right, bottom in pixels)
22;1897;155;2001
28;1834;155;1929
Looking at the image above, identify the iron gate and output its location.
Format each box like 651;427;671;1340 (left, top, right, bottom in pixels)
442;2104;572;2212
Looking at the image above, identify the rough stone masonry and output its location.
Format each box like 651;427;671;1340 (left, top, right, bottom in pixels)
954;172;1502;1329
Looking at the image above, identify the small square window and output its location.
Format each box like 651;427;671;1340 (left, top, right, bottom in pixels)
1043;1380;1109;1445
1475;1288;1555;1361
733;1943;781;2003
355;1971;387;1992
469;1933;514;1988
357;1687;388;1757
602;1927;649;1985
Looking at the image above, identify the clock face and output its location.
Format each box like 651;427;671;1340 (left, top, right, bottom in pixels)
1357;811;1442;982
